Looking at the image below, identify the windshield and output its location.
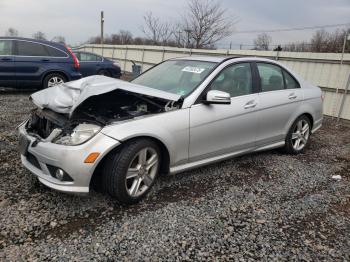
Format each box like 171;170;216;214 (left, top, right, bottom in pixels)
131;60;217;96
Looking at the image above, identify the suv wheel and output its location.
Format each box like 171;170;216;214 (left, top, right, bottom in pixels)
284;115;311;154
43;73;67;89
102;139;160;205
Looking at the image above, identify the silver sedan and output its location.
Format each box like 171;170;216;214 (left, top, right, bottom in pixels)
18;56;323;204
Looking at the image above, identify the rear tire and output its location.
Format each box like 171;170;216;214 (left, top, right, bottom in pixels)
102;139;161;205
42;73;67;89
284;115;311;154
97;69;111;77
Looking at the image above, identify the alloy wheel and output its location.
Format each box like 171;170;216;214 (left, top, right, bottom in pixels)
125;147;159;197
48;76;64;87
291;119;310;151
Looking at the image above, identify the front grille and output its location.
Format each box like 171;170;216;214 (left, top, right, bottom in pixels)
27;113;57;139
26;152;41;170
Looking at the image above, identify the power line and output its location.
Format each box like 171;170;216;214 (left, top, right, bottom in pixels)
234;23;350;34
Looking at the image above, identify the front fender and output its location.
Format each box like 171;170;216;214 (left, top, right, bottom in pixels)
101;109;190;166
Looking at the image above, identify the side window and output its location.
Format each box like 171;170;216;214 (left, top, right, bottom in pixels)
91;54;99;61
210;63;253;97
283;70;299;89
96;55;103;61
257;63;284;92
0;40;13;55
79;52;99;61
46;45;67;57
17;41;49;56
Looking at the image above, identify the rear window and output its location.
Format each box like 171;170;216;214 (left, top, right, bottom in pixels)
46;45;67;57
283;70;300;89
17;41;49;56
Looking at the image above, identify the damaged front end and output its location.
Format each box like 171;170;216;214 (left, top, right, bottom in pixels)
25;76;182;145
26;109;102;146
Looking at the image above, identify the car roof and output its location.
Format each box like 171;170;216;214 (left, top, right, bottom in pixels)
0;36;65;48
73;50;100;55
171;55;282;64
172;56;228;63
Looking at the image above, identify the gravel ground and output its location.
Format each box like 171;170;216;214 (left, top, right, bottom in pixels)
0;90;349;261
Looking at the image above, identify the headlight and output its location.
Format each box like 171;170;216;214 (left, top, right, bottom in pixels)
54;123;101;145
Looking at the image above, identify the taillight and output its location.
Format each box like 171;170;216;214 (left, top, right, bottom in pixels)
66;46;80;69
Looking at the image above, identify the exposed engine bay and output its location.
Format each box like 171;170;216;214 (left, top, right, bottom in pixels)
26;89;181;142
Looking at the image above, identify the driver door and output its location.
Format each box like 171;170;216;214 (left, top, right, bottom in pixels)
189;62;259;162
77;52;101;77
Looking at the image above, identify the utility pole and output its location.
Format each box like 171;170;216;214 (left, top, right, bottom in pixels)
340;31;349;66
100;11;104;45
337;30;350;121
184;29;191;49
176;31;182;48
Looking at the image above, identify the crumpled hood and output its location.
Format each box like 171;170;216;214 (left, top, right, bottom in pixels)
30;75;181;115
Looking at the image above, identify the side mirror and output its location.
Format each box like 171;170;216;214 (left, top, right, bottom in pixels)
203;90;231;105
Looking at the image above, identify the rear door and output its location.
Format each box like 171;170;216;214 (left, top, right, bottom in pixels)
14;40;68;88
0;39;16;87
255;62;303;146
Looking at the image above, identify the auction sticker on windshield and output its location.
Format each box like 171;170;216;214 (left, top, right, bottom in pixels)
182;66;205;74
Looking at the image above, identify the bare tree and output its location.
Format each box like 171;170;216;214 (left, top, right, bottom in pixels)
52;36;66;44
119;30;133;45
254;33;272;50
182;0;236;48
32;31;46;40
310;29;329;52
325;29;345;52
283;41;311;52
133;37;145;45
5;28;18;37
171;26;187;48
141;12;173;45
87;36;101;44
282;28;349;53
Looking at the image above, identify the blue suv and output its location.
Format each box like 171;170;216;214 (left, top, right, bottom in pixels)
0;37;81;89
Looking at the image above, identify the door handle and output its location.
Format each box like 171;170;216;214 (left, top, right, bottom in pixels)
1;57;12;61
288;93;297;99
41;58;50;62
244;100;257;109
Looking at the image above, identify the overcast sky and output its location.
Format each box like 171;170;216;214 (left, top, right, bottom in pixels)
0;0;349;48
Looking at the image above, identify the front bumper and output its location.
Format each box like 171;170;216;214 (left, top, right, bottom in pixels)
18;123;120;194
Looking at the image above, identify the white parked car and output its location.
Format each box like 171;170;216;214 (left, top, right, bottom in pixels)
18;57;323;204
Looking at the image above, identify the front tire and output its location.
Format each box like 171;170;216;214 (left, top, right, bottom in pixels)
102;139;161;205
42;73;66;89
284;115;311;154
